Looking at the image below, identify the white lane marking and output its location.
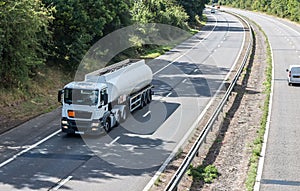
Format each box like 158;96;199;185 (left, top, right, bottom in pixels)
124;133;151;139
0;129;61;168
105;136;120;147
153;14;218;76
182;79;187;83
52;175;73;190
143;111;151;118
7;145;30;150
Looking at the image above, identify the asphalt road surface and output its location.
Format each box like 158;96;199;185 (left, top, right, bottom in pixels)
0;9;246;191
227;8;300;191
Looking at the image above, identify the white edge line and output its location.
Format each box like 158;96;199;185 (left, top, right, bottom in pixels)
143;12;246;191
52;175;73;190
254;34;275;191
0;129;61;168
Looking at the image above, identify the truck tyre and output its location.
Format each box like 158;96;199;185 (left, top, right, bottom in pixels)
121;107;127;122
146;89;152;104
143;92;148;105
103;118;111;132
140;95;145;108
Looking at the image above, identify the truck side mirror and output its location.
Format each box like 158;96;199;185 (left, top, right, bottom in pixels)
58;90;63;104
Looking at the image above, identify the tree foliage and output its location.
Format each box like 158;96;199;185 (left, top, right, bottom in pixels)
0;0;53;88
1;0;208;88
220;0;300;22
131;0;189;28
42;0;133;70
176;0;209;23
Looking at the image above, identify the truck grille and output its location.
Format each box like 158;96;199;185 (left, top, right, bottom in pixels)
74;111;92;119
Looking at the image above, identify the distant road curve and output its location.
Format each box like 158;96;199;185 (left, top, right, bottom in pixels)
226;8;300;191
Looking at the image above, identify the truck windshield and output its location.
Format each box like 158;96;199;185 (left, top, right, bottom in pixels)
64;88;99;105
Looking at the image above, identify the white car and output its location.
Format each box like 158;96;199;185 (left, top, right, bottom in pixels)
286;65;300;86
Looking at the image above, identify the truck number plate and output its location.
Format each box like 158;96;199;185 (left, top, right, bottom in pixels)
75;131;84;135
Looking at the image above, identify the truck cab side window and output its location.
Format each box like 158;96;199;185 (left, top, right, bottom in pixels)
100;89;108;105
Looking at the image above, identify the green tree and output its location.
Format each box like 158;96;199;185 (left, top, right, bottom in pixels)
176;0;209;23
271;0;288;17
102;0;133;35
221;0;300;21
42;0;109;70
287;0;300;21
131;0;189;28
0;0;53;88
42;0;133;70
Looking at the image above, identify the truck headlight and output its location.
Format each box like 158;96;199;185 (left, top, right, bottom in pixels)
62;120;68;125
91;122;99;127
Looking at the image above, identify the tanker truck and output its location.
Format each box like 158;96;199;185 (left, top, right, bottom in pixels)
58;59;153;135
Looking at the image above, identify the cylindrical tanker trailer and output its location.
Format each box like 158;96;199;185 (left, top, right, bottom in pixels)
58;59;153;135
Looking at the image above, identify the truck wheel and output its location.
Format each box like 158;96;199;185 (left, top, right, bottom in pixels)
146;90;152;104
140;95;145;108
143;92;148;105
121;108;127;122
103;118;111;132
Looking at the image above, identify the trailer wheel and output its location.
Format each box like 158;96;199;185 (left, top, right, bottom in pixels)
103;118;111;132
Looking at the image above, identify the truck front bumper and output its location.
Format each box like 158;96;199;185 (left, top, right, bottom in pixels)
61;117;105;135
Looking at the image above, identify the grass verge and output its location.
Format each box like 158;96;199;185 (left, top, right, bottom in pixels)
0;67;72;132
245;21;272;191
187;164;219;183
